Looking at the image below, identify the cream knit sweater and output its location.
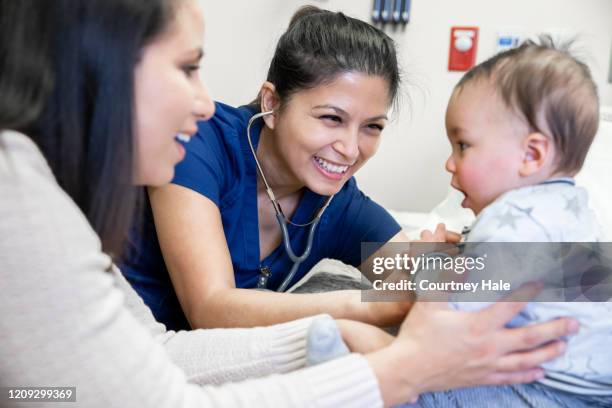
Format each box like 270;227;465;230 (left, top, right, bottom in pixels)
0;131;382;407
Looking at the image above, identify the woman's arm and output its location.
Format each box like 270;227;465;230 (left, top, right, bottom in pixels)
149;183;409;328
116;262;394;382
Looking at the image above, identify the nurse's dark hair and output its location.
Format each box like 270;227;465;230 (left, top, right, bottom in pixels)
0;0;54;131
455;35;599;174
30;0;178;260
261;6;401;108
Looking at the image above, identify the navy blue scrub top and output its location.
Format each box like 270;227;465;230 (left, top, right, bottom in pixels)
121;102;401;330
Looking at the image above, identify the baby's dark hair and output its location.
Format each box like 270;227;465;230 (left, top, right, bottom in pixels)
261;5;400;110
456;35;599;174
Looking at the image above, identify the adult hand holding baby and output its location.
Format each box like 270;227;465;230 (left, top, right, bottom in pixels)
364;282;578;406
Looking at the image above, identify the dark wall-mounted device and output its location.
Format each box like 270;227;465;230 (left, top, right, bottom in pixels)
372;0;411;26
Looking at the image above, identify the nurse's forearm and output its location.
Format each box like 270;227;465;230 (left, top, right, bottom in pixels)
188;288;410;328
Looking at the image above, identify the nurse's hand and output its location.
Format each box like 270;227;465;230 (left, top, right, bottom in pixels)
362;300;413;327
365;283;579;407
418;223;461;244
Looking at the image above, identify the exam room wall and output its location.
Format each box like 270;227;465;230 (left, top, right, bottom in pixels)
198;0;612;212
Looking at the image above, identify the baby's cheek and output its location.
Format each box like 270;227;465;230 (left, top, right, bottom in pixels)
483;159;516;200
462;163;502;209
458;163;486;191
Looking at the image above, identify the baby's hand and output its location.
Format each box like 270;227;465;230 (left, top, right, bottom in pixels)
418;223;460;243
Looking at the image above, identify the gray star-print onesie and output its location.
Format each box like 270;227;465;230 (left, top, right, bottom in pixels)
452;178;612;396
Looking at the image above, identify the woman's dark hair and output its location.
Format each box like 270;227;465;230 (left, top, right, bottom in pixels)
0;0;54;131
263;6;401;109
31;0;177;259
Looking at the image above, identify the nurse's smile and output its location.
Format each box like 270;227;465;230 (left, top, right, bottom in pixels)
313;156;351;181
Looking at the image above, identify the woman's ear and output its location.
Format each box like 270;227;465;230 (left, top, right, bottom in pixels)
259;81;280;129
519;132;553;177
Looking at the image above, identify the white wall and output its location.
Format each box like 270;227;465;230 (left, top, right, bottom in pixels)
198;0;612;212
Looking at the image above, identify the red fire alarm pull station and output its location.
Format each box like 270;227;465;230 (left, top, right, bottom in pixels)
448;26;479;71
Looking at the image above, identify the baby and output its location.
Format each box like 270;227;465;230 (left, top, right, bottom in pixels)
421;37;612;404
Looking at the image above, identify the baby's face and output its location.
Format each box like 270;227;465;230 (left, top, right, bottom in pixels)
444;80;528;215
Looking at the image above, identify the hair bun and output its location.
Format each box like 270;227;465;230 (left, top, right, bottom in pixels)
287;5;325;29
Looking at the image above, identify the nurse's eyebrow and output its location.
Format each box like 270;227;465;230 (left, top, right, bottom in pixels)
312;104;388;121
367;114;388;122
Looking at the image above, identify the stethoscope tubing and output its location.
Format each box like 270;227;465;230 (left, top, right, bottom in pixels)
246;111;333;291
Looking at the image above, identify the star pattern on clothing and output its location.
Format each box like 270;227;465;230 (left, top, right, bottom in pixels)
496;209;521;230
564;195;581;218
463;183;611;388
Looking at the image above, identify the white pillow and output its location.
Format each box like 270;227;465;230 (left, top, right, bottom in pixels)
575;106;612;239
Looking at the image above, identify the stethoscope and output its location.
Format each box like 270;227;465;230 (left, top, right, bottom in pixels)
247;111;334;292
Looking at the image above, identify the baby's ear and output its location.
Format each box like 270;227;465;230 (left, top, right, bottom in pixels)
519;132;553;177
259;81;280;129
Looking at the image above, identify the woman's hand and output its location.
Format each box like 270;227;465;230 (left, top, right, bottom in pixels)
336;319;394;354
365;283;579;407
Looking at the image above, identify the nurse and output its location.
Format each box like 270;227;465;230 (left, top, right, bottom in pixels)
123;6;417;330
